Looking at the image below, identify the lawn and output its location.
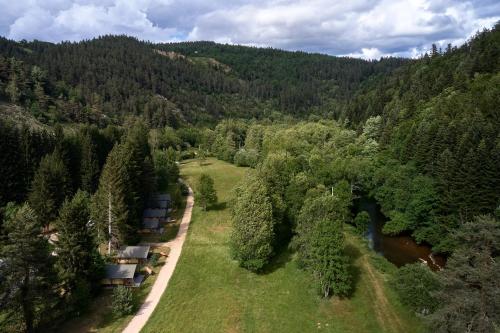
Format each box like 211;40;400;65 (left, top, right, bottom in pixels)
142;158;425;333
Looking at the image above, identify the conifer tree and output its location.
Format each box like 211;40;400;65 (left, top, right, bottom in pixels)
80;133;99;193
28;150;71;230
430;215;500;332
91;144;130;253
55;190;103;310
0;204;56;333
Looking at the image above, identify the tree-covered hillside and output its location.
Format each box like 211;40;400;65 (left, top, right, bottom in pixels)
0;35;406;126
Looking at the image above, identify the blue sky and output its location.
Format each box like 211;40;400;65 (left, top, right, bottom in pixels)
0;0;498;59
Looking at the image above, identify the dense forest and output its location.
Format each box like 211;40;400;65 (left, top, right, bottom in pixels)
0;22;499;333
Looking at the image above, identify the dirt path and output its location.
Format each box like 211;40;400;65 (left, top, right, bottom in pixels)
122;185;194;333
360;255;403;333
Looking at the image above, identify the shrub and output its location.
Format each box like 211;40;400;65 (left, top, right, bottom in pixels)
150;253;160;267
112;286;134;317
393;263;440;315
233;149;259;167
354;211;370;235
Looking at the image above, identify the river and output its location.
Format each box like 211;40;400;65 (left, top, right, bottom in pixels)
356;197;446;271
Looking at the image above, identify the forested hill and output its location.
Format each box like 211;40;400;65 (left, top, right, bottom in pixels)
0;35;406;126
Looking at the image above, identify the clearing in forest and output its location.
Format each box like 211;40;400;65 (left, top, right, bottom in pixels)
142;158;424;333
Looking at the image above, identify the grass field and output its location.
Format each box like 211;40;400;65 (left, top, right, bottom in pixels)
142;158;425;333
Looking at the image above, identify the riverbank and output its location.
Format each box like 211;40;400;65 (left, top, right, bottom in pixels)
142;158;425;333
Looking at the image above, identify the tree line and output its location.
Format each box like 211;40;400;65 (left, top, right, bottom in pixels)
0;119;181;332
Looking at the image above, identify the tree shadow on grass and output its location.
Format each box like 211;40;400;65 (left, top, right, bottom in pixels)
259;247;294;275
344;243;363;298
209;201;227;211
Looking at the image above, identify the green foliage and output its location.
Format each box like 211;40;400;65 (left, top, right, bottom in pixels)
150;253;160;267
293;190;353;297
112;286;134;317
55;190;103;311
230;172;274;272
91;144;130;252
0;204;56;332
154;149;179;191
28;150;72;228
79;132;100;193
354;211;370;235
196;173;217;211
308;219;352;297
393;263;440;315
429;215;500;333
233;148;259;167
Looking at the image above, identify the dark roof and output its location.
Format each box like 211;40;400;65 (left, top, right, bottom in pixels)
154;193;171;202
143;219;160;229
149;193;171;208
116;246;150;259
105;264;136;279
143;208;167;218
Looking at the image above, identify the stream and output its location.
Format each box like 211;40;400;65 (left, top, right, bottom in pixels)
357;197;445;271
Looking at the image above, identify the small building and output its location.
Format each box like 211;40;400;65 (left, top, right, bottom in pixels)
149;193;172;209
116;246;150;264
143;218;160;230
143;208;167;219
101;264;142;287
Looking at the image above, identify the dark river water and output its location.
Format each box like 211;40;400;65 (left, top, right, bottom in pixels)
357;197;446;271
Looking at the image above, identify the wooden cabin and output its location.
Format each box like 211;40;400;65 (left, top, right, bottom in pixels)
101;264;138;286
116;246;150;264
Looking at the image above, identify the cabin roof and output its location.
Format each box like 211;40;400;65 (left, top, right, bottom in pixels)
105;264;136;279
116;246;150;259
143;219;160;229
143;208;167;218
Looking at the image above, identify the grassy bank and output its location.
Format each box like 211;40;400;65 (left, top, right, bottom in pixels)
142;158;425;333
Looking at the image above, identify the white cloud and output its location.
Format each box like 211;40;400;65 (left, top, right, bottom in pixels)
0;0;498;57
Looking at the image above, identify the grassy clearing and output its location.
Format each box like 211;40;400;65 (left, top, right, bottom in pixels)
142;158;425;333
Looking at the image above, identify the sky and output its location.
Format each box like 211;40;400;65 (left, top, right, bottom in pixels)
0;0;499;59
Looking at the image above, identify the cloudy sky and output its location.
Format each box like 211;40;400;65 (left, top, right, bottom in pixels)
1;0;499;59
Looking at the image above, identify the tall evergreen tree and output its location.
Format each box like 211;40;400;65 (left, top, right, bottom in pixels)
0;204;56;333
55;190;103;311
80;133;99;193
91;144;130;253
430;215;500;332
28;150;71;230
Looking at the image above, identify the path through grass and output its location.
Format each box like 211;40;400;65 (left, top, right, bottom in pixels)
142;158;424;333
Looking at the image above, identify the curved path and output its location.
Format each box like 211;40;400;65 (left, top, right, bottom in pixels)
122;185;194;333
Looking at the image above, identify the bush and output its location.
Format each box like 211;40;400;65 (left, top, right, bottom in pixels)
150;253;160;267
393;263;440;315
233;149;259;167
354;211;370;235
112;286;134;317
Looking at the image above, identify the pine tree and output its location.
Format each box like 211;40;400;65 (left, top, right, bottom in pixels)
429;215;500;332
91;144;130;253
28;150;71;230
80;133;99;193
196;173;217;210
55;190;103;310
0;204;56;333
